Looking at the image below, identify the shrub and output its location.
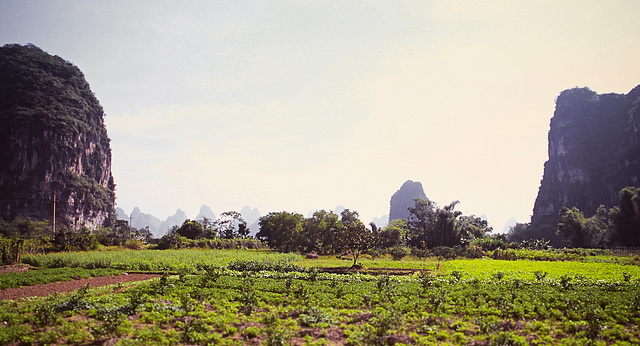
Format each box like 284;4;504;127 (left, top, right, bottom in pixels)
471;235;508;251
52;227;98;252
157;233;185;250
389;246;409;260
123;240;144;250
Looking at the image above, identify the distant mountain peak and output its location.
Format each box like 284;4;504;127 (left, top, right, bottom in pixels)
196;204;216;221
389;180;427;222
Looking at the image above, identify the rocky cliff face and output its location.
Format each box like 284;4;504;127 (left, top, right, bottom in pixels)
389;180;427;222
531;85;640;230
0;44;115;229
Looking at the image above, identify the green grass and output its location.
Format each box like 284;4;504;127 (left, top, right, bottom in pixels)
21;249;301;271
442;258;640;281
0;268;121;289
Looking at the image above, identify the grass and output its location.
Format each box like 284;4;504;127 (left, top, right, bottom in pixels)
442;258;640;281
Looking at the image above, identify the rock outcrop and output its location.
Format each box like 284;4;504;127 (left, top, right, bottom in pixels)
530;85;640;240
0;44;115;229
389;180;427;222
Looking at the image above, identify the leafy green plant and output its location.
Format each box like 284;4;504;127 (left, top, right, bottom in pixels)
91;306;129;337
299;307;335;327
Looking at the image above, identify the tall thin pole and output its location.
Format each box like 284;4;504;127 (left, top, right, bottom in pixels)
129;214;132;240
52;192;56;236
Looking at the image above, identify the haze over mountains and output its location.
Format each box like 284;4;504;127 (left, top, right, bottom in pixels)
118;203;392;239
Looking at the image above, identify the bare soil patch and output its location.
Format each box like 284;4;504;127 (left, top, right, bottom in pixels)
0;264;32;274
0;273;159;301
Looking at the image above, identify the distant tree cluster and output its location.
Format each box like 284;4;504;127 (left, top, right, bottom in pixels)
256;209;373;266
256;199;493;265
508;186;640;248
158;211;251;249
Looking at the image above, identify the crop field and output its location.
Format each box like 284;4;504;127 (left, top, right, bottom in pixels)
21;249;301;272
1;250;639;345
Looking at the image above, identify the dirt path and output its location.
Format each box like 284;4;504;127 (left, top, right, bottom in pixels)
0;273;160;301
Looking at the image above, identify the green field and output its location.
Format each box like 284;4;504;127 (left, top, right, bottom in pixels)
21;249;301;272
1;249;639;345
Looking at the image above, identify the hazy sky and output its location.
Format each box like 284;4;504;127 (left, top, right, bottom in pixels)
2;1;639;231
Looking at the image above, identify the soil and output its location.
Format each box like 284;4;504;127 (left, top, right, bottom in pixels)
0;265;159;301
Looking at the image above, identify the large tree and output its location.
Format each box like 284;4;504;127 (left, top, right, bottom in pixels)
610;186;640;246
335;209;374;267
175;219;204;240
301;210;341;254
216;211;247;239
256;211;303;252
557;206;609;248
456;215;492;244
407;198;469;248
378;219;409;248
406;198;438;248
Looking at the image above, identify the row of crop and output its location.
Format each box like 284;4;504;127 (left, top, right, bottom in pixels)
1;268;638;344
20;249;301;271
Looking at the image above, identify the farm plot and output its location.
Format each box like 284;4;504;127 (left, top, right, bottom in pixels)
21;249;301;272
1;259;639;345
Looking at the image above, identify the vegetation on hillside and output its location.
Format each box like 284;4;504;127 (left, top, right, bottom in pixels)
509;186;640;248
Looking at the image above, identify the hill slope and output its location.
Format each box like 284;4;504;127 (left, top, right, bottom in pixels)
0;44;115;229
529;85;640;243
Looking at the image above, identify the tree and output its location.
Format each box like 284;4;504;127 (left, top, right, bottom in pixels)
301;210;342;254
378;219;409;248
407;198;463;248
434;201;462;247
216;211;247;239
557;206;609;248
557;207;588;247
335;209;374;267
407;198;438;248
199;217;217;239
256;211;304;252
0;217;48;238
175;219;204;240
610;186;640;246
456;215;492;244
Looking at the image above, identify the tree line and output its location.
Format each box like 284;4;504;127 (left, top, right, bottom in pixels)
255;198;493;265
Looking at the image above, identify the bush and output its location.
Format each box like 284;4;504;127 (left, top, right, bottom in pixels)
389;246;409;260
0;238;23;264
157;233;185;250
470;235;509;251
227;259;307;273
52;227;98;252
123;240;144;250
430;246;458;259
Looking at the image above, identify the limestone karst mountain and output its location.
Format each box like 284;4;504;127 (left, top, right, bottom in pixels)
196;205;216;222
389;180;427;222
528;85;640;244
240;206;261;235
0;44;115;229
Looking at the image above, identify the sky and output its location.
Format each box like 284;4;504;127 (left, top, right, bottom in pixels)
1;1;640;232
